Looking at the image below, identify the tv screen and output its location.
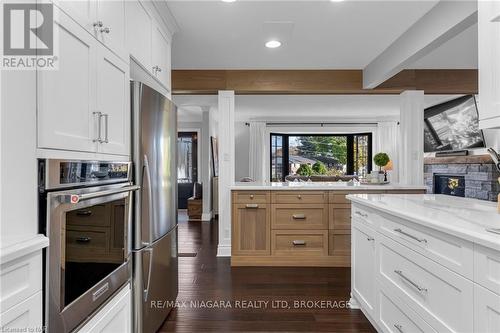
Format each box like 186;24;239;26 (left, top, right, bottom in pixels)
424;95;485;153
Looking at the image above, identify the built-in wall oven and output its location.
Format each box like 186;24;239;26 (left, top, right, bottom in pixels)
38;159;139;332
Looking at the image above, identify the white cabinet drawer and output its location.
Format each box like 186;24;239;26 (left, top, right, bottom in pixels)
0;291;42;331
352;204;382;229
378;288;436;333
474;284;500;333
378;215;474;279
474;245;500;295
0;251;42;313
378;234;473;333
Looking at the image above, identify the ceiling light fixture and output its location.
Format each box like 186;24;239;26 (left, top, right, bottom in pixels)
265;40;282;48
330;0;345;2
221;0;236;2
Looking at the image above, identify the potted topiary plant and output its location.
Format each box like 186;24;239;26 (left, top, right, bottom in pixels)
373;153;390;182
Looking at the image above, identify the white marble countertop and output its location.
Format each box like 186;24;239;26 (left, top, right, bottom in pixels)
347;194;500;252
231;182;427;191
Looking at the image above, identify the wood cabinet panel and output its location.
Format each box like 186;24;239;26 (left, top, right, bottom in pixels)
329;192;350;204
273;191;327;204
272;204;328;230
272;230;328;257
232;191;270;204
329;204;351;230
232;204;270;256
329;230;351;257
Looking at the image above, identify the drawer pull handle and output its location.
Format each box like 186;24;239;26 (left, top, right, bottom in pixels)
292;240;306;246
366;237;374;241
393;324;404;333
250;195;254;199
394;228;427;243
297;195;302;199
245;204;259;209
76;236;92;243
355;211;368;218
394;270;427;293
292;214;306;220
486;228;500;235
76;210;93;216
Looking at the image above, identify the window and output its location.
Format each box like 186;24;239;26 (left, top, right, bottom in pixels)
270;133;372;182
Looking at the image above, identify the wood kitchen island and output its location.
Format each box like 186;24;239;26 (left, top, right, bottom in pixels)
230;182;426;267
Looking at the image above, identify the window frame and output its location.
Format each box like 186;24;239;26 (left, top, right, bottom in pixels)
270;132;373;182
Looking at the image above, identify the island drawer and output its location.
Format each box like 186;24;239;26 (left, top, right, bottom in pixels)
271;230;328;256
272;191;327;204
378;234;473;333
378;214;474;279
272;204;328;230
232;191;270;204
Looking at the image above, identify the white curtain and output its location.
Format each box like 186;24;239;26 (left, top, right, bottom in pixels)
249;121;267;182
376;121;399;183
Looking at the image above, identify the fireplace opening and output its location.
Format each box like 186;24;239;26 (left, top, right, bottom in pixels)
434;175;466;197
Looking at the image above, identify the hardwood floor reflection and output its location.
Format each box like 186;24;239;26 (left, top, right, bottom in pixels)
160;214;375;332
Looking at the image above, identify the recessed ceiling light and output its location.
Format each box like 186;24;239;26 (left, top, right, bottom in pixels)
265;40;282;48
330;0;345;2
221;0;236;2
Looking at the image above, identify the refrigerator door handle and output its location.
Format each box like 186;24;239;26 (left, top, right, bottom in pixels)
143;247;154;302
142;155;154;246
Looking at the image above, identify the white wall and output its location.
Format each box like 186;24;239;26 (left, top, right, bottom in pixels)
234;122;250;181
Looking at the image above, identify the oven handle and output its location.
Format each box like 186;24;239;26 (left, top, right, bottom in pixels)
61;185;140;204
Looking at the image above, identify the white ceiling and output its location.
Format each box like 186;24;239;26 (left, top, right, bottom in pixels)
167;0;440;69
174;94;463;122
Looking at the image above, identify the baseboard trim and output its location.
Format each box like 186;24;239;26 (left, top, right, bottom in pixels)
216;244;231;257
201;211;212;221
231;255;351;267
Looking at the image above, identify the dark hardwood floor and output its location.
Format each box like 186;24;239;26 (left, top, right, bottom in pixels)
160;213;375;332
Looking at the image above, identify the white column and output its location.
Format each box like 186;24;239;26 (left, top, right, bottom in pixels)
399;90;424;186
217;91;235;256
201;108;212;221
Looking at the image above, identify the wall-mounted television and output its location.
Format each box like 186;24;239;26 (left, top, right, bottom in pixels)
424;95;485;153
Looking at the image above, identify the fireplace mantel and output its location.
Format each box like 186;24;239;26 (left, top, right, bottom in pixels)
424;154;500;202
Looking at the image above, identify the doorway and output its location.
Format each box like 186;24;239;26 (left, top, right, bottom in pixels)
177;132;199;209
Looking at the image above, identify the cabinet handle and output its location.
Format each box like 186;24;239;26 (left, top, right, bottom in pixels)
250;195;254;199
76;210;92;216
297;195;302;199
366;236;374;241
76;236;91;243
394;270;427;293
292;240;306;246
93;111;102;143
394;228;427;243
393;324;404;333
100;27;111;34
245;204;259;209
93;21;103;28
152;65;161;74
102;114;109;143
292;214;306;220
355;211;368;218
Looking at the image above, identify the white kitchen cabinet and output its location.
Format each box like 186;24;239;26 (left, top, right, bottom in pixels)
152;22;172;91
96;47;130;155
478;0;500;129
95;0;127;60
54;0;96;32
352;220;376;318
38;7;130;156
474;284;500;333
38;8;98;153
76;284;131;333
126;0;153;71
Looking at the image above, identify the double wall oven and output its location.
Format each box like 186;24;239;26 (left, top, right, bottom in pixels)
38;159;139;332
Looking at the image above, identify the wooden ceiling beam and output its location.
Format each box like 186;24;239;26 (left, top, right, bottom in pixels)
172;69;477;95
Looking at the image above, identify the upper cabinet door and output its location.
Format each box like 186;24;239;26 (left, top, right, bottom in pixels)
152;22;172;91
96;45;130;156
53;0;97;32
38;9;98;153
125;0;152;71
96;0;127;61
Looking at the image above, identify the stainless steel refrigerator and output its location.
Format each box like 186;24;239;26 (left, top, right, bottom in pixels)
131;81;178;333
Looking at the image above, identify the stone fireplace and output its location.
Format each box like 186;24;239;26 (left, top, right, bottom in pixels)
424;155;500;202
